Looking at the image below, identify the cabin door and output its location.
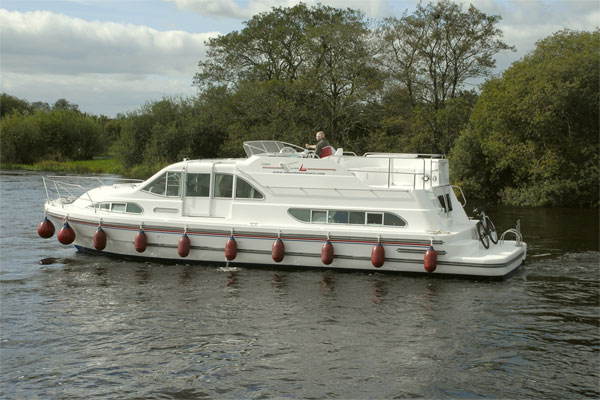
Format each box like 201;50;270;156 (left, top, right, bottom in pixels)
182;172;211;216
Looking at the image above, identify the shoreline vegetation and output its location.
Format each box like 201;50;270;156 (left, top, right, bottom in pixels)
0;158;162;180
1;2;598;207
1;158;124;176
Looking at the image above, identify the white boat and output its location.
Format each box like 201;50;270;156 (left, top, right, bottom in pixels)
39;140;526;277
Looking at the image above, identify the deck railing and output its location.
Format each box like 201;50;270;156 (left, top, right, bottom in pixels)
42;176;143;204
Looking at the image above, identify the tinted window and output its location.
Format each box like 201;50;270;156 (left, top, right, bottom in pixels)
349;211;365;224
143;172;181;197
311;210;327;223
289;209;310;222
126;203;143;214
143;173;167;195
111;203;126;212
166;172;181;196
367;213;383;225
236;177;264;199
384;212;406;226
214;174;233;198
186;173;210;197
328;210;349;224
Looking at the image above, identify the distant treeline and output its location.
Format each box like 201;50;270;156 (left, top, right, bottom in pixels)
1;2;598;207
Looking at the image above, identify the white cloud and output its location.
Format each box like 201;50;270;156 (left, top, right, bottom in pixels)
0;9;219;115
448;0;599;72
0;9;216;75
162;0;393;18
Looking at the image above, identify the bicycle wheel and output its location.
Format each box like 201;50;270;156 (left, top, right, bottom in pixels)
484;215;498;244
477;221;490;249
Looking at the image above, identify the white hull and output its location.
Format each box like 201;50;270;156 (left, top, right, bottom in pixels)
46;212;526;278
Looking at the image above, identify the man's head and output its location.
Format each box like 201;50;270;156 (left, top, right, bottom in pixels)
316;131;325;141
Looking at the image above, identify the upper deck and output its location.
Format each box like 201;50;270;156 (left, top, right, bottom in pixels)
239;140;450;192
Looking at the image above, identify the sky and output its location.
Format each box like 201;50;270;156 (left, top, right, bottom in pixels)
1;0;598;117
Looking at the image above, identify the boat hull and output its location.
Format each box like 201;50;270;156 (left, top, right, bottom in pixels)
46;212;526;278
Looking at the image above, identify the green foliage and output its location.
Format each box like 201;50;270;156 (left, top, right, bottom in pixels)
195;3;382;148
451;29;599;207
377;1;513;109
1;93;32;117
115;95;229;169
0;97;106;164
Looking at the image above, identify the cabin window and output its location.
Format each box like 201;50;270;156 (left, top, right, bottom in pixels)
235;177;264;199
349;211;365;225
288;208;406;227
92;202;143;214
111;203;126;212
289;209;310;222
384;212;406;226
328;210;349;224
214;174;233;198
311;210;327;223
366;212;383;225
186;173;210;197
142;172;182;197
126;203;143;214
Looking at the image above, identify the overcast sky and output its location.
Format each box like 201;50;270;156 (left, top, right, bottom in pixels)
1;0;598;117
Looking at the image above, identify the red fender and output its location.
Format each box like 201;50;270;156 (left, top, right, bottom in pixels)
321;240;334;265
371;243;385;268
178;233;191;257
93;226;107;251
57;222;75;245
272;238;285;263
134;229;147;253
37;217;55;239
424;246;438;273
225;235;237;261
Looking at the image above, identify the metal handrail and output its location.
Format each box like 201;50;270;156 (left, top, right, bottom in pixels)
42;176;142;204
452;185;467;207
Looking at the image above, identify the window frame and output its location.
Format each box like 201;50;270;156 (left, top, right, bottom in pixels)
235;176;264;200
287;208;406;228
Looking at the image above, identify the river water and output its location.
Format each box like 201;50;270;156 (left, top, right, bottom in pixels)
1;171;598;399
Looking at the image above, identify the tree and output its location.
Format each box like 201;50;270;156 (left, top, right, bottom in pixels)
376;1;512;154
378;0;513;109
451;29;599;207
194;3;381;147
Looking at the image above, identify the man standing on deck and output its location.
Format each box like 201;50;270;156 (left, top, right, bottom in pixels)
305;130;333;158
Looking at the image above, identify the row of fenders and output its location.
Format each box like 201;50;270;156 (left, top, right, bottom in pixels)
38;217;438;272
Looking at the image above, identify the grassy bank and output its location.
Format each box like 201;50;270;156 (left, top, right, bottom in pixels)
0;158;170;180
1;158;124;175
